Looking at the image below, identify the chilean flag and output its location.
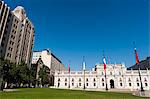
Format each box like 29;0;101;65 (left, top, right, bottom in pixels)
68;64;70;73
134;48;140;64
103;57;107;72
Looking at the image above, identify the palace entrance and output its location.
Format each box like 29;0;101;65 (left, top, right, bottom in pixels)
110;79;114;88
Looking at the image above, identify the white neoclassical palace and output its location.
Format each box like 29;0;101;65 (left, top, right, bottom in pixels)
54;64;150;91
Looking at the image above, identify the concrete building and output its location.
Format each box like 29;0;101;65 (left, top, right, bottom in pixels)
32;49;66;74
54;63;150;91
0;0;34;66
0;1;10;51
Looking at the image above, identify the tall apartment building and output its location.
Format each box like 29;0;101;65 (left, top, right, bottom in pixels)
0;1;35;66
0;1;10;47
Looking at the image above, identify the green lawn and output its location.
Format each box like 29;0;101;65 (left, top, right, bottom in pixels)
0;88;148;99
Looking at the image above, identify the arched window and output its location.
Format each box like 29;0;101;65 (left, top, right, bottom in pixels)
65;78;67;82
128;78;131;82
110;72;112;75
136;78;139;82
93;78;96;82
58;78;60;82
144;78;147;82
79;78;81;82
119;78;122;82
102;78;104;82
72;78;74;82
86;78;88;82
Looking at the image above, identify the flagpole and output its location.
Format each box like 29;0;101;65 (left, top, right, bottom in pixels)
133;42;144;92
83;56;86;90
103;51;108;91
68;60;70;89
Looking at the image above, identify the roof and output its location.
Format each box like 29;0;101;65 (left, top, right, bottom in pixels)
127;57;150;70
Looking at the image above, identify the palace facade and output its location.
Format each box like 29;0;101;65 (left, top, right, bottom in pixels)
54;63;150;91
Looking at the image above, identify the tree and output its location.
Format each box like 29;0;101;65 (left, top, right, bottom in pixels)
38;65;50;86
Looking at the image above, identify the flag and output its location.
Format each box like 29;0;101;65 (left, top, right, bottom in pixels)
134;48;140;64
103;57;107;72
83;61;86;70
68;64;70;73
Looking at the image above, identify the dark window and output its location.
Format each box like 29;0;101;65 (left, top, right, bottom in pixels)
94;83;96;86
86;83;88;86
102;83;104;86
65;83;67;86
137;83;139;86
129;83;131;86
145;83;148;87
79;83;81;86
120;83;122;86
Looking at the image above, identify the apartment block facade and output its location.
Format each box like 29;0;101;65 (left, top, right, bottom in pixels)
0;1;34;66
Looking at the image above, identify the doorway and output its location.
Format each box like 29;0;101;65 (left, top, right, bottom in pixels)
110;79;114;88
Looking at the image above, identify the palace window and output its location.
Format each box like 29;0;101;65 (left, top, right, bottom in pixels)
110;72;112;75
144;78;147;82
128;78;131;82
93;78;96;82
94;83;96;86
102;72;104;75
129;83;131;87
102;83;104;86
119;78;122;82
102;78;104;82
145;83;148;87
65;83;67;86
120;83;122;87
79;78;81;82
58;78;60;82
137;83;139;86
86;83;88;86
72;83;74;86
72;78;74;82
79;83;81;86
136;78;139;82
65;78;67;82
86;78;88;82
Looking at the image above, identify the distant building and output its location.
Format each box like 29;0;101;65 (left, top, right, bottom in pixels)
54;63;150;91
0;1;35;66
32;49;66;74
128;57;150;70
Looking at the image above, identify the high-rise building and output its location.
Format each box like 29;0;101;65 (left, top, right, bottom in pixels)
0;1;10;48
0;1;35;66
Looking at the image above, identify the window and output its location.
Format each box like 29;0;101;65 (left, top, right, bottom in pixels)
65;78;67;82
110;72;112;75
136;78;139;82
120;83;122;87
79;78;81;82
72;83;74;86
65;83;67;86
129;83;131;87
86;83;88;86
145;83;148;87
137;83;139;86
79;83;81;86
86;78;88;82
102;83;104;86
102;78;104;82
72;78;74;82
128;78;131;82
94;83;96;86
102;72;104;75
119;78;122;82
58;78;60;82
144;78;147;82
93;78;96;82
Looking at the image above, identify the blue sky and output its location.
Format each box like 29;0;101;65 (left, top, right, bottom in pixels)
4;0;149;70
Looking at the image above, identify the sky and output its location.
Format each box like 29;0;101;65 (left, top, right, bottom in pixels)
4;0;150;70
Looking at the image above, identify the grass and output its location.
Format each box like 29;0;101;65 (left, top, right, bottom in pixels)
0;88;148;99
